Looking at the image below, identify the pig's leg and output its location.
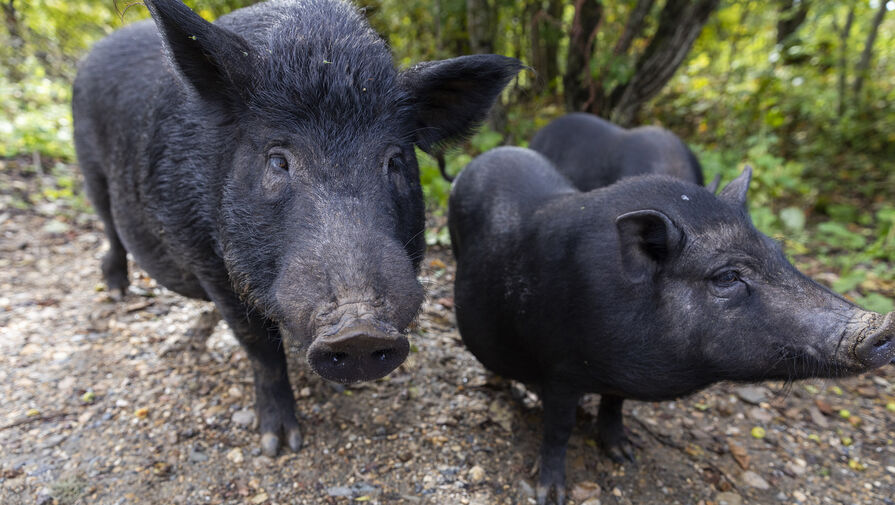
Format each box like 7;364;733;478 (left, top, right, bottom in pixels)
536;386;580;505
597;394;635;463
201;281;302;456
82;170;129;297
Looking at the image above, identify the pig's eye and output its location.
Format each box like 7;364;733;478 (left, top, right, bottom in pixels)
712;270;740;288
383;148;403;175
268;154;289;172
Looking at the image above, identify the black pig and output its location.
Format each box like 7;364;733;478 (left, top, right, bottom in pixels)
530;112;707;190
72;0;521;455
448;147;895;504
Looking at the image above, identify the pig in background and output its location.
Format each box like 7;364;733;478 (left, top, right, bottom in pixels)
72;0;521;456
530;112;714;191
448;146;895;505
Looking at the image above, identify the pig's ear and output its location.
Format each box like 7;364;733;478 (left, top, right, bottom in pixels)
616;210;683;283
718;165;752;211
399;54;525;153
145;0;254;104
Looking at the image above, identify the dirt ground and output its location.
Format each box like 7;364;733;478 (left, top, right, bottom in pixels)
1;165;894;505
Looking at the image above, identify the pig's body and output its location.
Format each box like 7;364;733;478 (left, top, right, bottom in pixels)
74;0;521;455
449;147;895;505
529;113;704;190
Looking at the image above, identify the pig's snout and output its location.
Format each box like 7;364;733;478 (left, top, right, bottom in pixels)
852;311;895;368
307;319;409;383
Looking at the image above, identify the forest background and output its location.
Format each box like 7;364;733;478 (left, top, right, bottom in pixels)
1;0;893;311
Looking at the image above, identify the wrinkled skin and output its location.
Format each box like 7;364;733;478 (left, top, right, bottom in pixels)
449;147;895;504
530;112;707;190
72;0;521;456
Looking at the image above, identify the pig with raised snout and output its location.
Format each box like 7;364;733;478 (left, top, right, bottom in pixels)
448;147;895;505
530;112;708;190
72;0;522;456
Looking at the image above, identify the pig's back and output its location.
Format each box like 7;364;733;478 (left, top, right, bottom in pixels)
530;113;624;190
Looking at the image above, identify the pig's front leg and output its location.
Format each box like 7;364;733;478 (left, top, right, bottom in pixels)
201;281;302;457
597;394;635;463
536;386;581;505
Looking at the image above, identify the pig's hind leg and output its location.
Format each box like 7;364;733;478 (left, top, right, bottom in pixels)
536;386;581;505
81;168;129;297
597;394;636;463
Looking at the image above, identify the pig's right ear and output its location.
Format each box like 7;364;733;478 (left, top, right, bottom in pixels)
616;210;683;283
399;54;525;153
145;0;254;105
718;165;752;212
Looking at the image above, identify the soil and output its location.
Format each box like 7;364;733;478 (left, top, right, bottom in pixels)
1;164;893;505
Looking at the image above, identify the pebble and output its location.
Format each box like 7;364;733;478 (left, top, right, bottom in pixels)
518;480;535;499
571;481;601;501
715;492;742;505
793;490;807;502
741;470;770;489
747;406;773;423
581;499;601;505
736;386;768;405
467;465;486;483
232;409;255;427
226;448;244;464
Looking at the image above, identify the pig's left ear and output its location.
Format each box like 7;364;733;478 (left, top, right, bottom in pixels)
399;54;524;153
616;210;683;283
718;165;752;212
145;0;255;105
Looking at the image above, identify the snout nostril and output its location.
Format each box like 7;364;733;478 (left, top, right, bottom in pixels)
372;349;394;362
330;352;349;365
873;335;891;348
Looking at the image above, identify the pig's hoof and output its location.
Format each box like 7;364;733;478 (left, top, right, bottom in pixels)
535;480;566;505
535;460;566;505
600;433;636;464
101;252;129;297
259;422;302;457
258;410;302;457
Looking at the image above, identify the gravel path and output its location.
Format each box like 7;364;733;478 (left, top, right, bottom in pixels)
1;167;893;505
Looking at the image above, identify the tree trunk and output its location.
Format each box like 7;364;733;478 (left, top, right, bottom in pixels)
852;0;887;103
776;0;810;45
836;4;856;118
466;0;493;54
614;0;655;55
608;0;720;126
563;0;602;113
544;0;563;92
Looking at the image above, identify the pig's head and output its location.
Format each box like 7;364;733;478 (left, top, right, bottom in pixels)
145;0;522;382
611;167;894;394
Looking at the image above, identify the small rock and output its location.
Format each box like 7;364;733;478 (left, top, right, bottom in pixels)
793;490;807;502
741;470;770;489
814;398;833;415
232;409;255;427
747;407;773;423
736;386;768;405
581;499;601;505
326;486;353;497
807;406;828;428
518;480;535;499
250;492;268;504
226;448;244;464
299;387;311;398
571;481;601;501
715;491;743;505
727;441;750;470
784;460;806;476
42;220;71;235
467;465;486;483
